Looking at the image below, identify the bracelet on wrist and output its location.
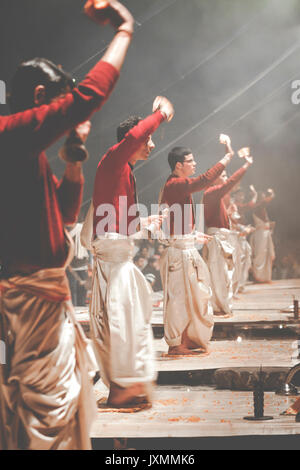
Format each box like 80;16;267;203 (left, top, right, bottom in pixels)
116;28;133;38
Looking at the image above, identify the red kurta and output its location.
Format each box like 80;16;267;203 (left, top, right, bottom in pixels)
236;199;256;225
0;61;119;277
204;167;247;229
93;111;165;237
237;199;270;225
253;202;270;222
160;162;225;235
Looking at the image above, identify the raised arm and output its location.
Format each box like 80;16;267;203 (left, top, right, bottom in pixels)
175;133;235;195
185;153;233;194
1;1;134;156
219;133;234;158
210;156;253;199
104;96;174;169
249;185;258;205
237;185;258;211
85;0;134;72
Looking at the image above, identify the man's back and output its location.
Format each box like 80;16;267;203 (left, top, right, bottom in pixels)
0;60;119;276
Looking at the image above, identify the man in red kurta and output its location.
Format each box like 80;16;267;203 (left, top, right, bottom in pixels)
0;0;134;450
203;153;253;316
226;189;257;295
159;138;234;356
234;185;258;225
87;96;174;409
93;110;169;237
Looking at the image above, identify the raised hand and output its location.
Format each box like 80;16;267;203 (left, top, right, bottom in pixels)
219;134;231;147
84;0;134;33
152;96;174;122
238;147;250;159
243;155;253;167
220;133;234;159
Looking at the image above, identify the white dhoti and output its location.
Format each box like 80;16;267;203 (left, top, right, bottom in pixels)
239;236;252;289
160;236;214;350
227;231;242;297
0;268;97;450
250;215;275;283
228;232;252;294
205;228;235;316
90;235;156;389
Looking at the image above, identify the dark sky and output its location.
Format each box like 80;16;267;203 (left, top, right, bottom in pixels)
1;0;300;254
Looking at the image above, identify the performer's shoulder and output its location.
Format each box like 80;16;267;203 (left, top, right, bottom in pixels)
165;175;189;186
96;146;129;174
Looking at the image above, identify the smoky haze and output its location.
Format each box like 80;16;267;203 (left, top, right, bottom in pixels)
1;0;300;260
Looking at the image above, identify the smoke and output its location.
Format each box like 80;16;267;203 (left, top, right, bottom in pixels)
1;0;300;248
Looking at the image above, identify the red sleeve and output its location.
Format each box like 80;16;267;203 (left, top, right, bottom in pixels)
206;166;247;200
238;200;256;211
101;111;165;170
237;199;257;213
240;199;270;212
53;174;84;225
0;61;119;157
181;162;225;196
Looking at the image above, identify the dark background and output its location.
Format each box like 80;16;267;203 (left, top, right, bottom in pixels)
1;0;300;257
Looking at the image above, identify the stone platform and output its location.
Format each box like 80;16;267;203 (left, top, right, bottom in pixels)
91;383;300;441
76;279;300;340
151;279;300;338
75;280;300;388
154;337;299;390
75;279;300;446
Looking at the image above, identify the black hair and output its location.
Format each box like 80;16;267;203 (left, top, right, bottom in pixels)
134;254;145;263
9;58;74;113
117;115;142;143
168;146;192;171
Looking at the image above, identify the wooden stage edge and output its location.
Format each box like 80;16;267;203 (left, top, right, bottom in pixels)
91;387;300;440
88;280;300;443
75;279;300;329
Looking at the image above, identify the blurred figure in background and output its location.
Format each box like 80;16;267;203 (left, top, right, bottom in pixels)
143;255;163;292
133;254;147;271
228;189;255;294
203;140;254;317
250;189;276;283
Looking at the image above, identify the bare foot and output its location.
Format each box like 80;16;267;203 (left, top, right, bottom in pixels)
168;344;203;356
214;311;233;318
182;329;204;350
107;382;151;408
